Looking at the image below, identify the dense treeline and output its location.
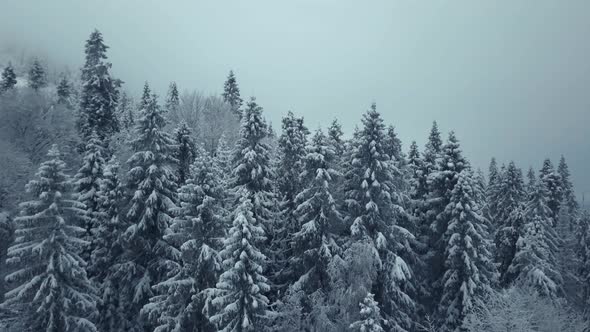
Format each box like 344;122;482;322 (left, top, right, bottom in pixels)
0;30;588;332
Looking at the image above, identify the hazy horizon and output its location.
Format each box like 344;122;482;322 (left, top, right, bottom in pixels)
1;0;589;201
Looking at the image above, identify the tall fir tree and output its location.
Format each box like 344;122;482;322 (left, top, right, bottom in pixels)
118;91;135;130
290;129;342;297
210;194;271;332
231;97;275;235
215;134;234;190
557;155;578;216
121;87;178;330
1;62;17;92
327;118;345;157
74;131;107;263
494;162;527;284
57;75;73;107
174;121;197;185
143;148;225;332
525;166;536;198
273;111;309;291
486;157;503;227
90;156;131;331
222;70;243;118
28;58;47;91
538;159;563;224
436;170;496;332
343;103;416;331
3;145;98;331
507;181;562;298
426;131;470;310
165;82;180;116
78;29;121;140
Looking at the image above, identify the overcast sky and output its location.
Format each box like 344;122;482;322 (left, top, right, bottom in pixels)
1;0;589;201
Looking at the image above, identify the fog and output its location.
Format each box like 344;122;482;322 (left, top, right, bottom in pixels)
1;0;589;200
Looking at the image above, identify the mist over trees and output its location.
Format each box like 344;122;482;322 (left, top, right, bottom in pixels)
0;29;588;332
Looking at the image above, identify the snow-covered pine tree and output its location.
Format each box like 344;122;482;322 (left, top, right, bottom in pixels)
57;75;73;107
494;161;526;283
174;121;197;185
3;145;98;331
222;70;243;118
349;293;385;332
28;58;47;91
486;157;502;227
122;86;178;330
406;141;423;201
425;131;470;309
577;211;590;317
1;63;17;92
436;170;496;332
215;134;234;190
74;131;106;264
231;97;274;236
90;156;131;332
78;29;121;140
526;167;536;199
507;181;562;298
417;122;443;201
210;194;271;332
118;91;135;130
273;111;309;291
343;103;416;331
327;118;345;157
143;148;225;332
538;159;563;224
291;129;342;294
165;82;180;118
557;156;578;217
474;168;487;211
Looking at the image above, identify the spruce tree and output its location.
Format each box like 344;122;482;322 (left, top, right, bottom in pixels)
1;63;17;92
90;157;130;331
538;159;563;223
436;170;496;332
486;157;502;227
165;82;180;116
210;194;271;332
3;145;98;331
143;148;225;332
74;131;106;263
557;156;578;216
57;75;73;107
406;141;423;201
174;121;197;185
118;91;135;130
28;58;47;91
508;182;562;298
349;293;385;332
327;118;345;157
122;87;178;330
231;97;274;233
291;129;342;293
222;70;243;118
526;167;536;198
274;111;309;290
343;103;416;331
418;122;443;201
78;29;121;140
215;134;234;189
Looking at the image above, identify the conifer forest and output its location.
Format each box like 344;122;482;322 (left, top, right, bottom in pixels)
0;4;589;332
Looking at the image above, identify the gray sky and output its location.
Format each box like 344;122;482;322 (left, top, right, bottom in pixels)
1;0;589;201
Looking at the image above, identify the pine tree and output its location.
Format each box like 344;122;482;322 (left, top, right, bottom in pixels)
426;131;470;310
231;97;274;233
327;118;345;157
28;58;47;91
210;194;271;332
436;170;496;332
418;122;443;201
143;149;225;332
1;63;17;92
215;134;234;189
557;156;578;216
343;103;416;331
3;145;98;331
349;293;385;332
508;182;562;298
486;158;502;227
118;91;135;130
222;70;243;118
494;162;527;284
526;167;536;198
406;141;423;200
273;111;309;290
577;211;590;316
74;131;106;264
538;159;563;224
90;156;130;331
78;29;121;140
174;121;197;185
291;129;342;293
57;75;73;107
122;87;178;330
165;82;180;116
